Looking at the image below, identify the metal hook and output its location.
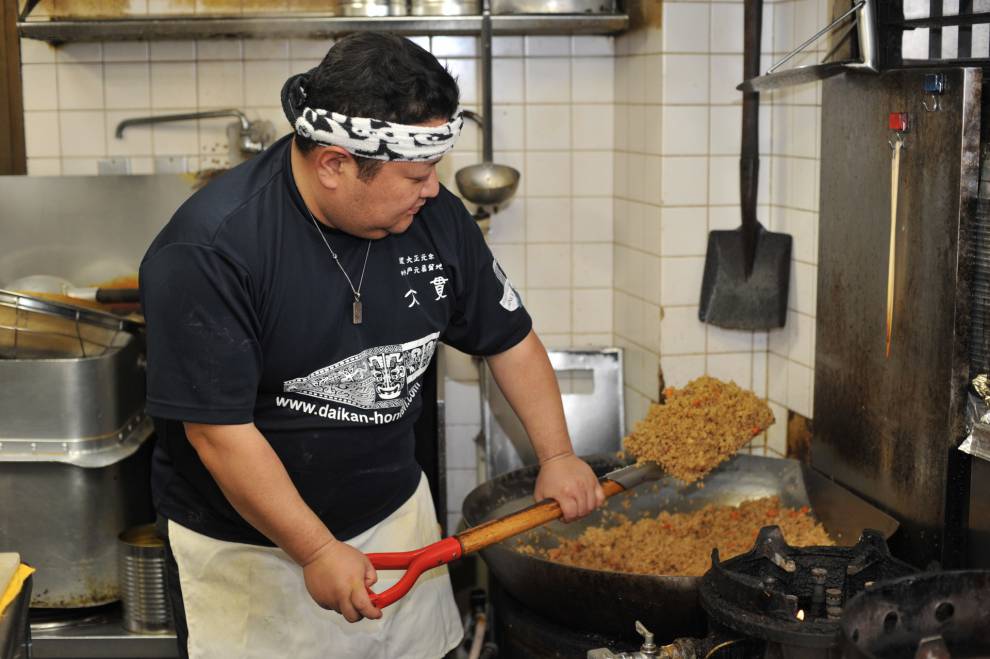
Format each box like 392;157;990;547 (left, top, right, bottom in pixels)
922;95;942;112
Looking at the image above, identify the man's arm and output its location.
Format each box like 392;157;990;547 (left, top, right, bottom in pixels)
183;422;381;622
485;330;605;521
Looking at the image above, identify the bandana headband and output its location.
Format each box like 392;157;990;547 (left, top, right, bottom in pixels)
281;70;463;162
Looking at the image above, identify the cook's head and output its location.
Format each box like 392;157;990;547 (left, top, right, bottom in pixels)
282;32;462;238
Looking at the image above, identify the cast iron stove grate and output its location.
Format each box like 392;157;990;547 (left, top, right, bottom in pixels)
696;526;918;658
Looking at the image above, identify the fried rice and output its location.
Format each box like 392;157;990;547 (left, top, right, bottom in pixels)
623;376;775;483
528;496;833;577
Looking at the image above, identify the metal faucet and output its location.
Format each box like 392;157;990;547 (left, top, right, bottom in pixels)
114;109;269;155
588;621;664;659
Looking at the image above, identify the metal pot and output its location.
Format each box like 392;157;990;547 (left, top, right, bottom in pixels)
0;291;154;607
337;0;408;15
409;0;478;15
490;0;615;13
1;439;154;608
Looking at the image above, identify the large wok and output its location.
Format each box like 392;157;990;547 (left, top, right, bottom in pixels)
462;453;899;642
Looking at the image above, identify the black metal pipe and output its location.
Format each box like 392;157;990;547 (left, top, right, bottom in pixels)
895;11;990;29
740;0;762;278
480;0;494;163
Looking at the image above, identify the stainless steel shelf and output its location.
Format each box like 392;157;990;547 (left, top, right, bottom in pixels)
17;13;628;43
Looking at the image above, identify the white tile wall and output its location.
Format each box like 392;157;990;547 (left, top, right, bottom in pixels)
19;33;616;520
19;4;827;493
614;0;827;459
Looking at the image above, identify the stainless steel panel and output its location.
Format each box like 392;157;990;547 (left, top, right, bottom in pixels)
31;614;179;659
0;434;154;608
967;452;990;568
815;68;982;568
0;175;195;287
962;425;990;568
482;347;624;477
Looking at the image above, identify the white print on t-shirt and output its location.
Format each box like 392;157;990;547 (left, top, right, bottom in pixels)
430;276;448;300
493;259;521;312
397;252;444;277
404;287;420;307
275;381;421;425
398;252;434;265
283;332;438;412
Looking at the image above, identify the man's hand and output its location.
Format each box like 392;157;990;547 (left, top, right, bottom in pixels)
534;453;605;522
302;540;382;623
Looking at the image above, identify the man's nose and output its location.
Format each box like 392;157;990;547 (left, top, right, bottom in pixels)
421;168;440;198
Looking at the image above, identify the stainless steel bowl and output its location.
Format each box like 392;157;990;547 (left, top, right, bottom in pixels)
410;0;478;15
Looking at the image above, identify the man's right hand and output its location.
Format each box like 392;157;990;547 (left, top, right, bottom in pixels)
302;540;382;623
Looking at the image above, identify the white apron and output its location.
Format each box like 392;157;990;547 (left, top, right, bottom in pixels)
168;474;463;659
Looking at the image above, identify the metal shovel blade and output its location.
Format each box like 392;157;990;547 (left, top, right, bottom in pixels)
698;224;792;330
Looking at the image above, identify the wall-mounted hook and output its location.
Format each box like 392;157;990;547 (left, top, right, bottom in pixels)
922;73;945;113
888;112;909;150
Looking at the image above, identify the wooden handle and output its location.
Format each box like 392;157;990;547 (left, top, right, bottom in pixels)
885;138;902;358
457;479;626;555
94;288;141;304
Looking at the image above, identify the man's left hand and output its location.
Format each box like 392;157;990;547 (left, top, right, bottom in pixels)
534;454;605;522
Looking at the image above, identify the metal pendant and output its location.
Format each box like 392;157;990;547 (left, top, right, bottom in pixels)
352;299;363;325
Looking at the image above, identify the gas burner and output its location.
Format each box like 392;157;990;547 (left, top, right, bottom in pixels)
698;527;918;657
841;570;990;658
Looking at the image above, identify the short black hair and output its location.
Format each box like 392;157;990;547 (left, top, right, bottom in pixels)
295;33;461;180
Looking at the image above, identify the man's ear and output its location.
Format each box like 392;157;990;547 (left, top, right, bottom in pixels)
313;146;352;190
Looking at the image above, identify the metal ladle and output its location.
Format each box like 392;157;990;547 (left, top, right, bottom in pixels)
455;2;520;210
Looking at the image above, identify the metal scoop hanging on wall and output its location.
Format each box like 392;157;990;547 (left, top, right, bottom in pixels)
699;0;878;330
455;0;520;227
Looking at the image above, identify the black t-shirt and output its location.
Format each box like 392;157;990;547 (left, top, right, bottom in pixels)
140;134;531;545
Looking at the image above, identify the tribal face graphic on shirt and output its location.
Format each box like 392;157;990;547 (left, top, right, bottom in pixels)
283;332;438;410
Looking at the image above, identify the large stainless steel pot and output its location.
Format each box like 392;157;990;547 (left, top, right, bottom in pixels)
0;437;154;608
462;454;900;643
0;291;154;607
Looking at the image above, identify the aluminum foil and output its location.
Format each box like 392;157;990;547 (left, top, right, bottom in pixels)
960;375;990;460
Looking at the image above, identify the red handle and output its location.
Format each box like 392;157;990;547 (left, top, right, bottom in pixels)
365;536;463;609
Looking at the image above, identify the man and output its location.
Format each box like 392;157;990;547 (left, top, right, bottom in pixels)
140;32;604;659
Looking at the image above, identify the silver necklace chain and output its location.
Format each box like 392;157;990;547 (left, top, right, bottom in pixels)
308;212;372;324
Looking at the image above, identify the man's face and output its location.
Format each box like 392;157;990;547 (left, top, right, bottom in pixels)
333;158;442;239
318;117;448;240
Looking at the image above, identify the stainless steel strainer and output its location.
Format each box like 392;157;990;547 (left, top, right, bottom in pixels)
0;289;140;359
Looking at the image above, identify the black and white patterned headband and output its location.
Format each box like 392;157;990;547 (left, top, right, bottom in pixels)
281;70;463;162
